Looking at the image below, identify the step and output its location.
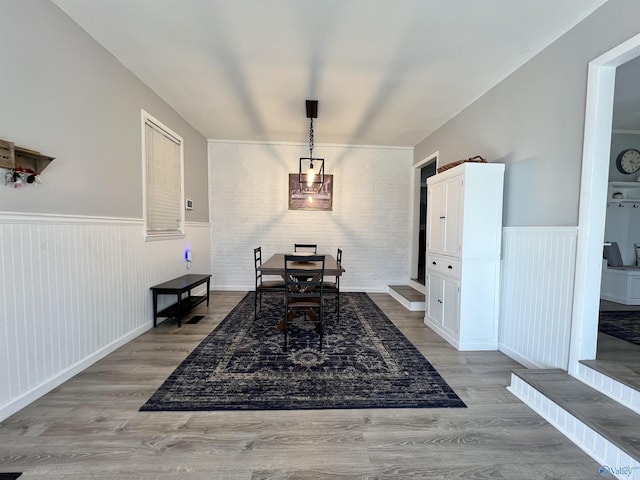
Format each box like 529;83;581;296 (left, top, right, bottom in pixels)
388;285;425;311
581;358;640;394
509;368;640;474
575;359;640;415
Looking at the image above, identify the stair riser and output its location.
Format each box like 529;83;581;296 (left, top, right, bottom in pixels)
575;363;640;415
388;287;425;311
509;374;640;478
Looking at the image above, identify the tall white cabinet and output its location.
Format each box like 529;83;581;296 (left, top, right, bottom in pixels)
424;162;504;350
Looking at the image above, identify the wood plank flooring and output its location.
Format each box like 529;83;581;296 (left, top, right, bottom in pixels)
0;292;605;479
587;300;640;390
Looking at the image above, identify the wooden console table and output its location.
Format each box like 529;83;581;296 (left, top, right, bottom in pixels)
150;274;211;327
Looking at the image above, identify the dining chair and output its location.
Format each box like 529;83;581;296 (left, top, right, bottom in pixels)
323;248;342;322
254;247;285;320
294;243;317;253
283;254;325;351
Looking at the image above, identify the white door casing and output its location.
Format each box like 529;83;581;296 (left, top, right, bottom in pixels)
570;32;640;373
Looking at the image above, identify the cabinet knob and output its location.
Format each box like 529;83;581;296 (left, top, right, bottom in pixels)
437;299;443;304
439;216;446;219
432;261;437;265
448;265;453;269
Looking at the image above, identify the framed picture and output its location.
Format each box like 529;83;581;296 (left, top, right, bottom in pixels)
289;174;333;211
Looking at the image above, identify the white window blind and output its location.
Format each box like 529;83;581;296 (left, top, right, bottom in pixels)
143;112;184;238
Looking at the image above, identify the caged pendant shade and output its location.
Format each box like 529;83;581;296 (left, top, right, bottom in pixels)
299;100;324;193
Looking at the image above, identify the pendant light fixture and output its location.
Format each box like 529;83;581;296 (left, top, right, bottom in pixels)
299;99;324;193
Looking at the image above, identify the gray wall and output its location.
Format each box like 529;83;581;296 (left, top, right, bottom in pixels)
0;0;208;222
414;0;640;227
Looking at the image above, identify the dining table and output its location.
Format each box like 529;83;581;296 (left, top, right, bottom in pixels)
257;253;345;278
257;253;345;330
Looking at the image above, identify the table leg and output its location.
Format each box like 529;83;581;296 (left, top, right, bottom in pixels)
278;308;319;332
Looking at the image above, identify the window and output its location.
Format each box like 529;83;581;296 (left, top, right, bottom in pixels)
142;110;184;239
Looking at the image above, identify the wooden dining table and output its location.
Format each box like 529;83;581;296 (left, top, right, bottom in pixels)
257;253;345;277
257;253;344;330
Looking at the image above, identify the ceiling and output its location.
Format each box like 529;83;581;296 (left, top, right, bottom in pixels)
52;0;609;147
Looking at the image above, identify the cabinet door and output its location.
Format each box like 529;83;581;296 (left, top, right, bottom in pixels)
426;271;443;326
427;176;462;257
442;177;462;256
442;275;460;337
426;182;446;254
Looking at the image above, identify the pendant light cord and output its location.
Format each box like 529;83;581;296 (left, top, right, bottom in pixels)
309;117;314;159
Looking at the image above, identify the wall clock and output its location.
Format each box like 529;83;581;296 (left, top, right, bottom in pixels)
616;148;640;174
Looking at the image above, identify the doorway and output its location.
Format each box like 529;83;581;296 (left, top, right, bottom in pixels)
416;162;437;284
593;56;640;388
410;152;438;287
570;32;640;374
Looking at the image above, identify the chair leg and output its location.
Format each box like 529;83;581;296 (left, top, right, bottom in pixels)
283;315;288;351
336;291;340;323
319;307;323;350
254;291;257;319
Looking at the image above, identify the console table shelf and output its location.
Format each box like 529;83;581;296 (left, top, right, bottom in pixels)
150;274;211;327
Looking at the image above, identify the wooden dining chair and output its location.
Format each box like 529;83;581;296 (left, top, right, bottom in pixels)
254;247;285;320
294;243;317;253
283;254;325;351
324;248;342;322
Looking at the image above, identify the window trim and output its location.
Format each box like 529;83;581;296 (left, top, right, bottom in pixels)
141;110;185;241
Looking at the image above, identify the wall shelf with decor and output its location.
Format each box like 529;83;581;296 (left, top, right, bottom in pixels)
607;181;640;205
1;138;55;186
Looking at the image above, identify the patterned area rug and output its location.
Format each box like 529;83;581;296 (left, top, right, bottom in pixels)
599;310;640;346
140;292;466;411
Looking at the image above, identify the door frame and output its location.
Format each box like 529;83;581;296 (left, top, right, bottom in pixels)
410;151;439;285
569;32;640;374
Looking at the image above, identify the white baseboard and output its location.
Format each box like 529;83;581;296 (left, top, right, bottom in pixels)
0;324;150;423
408;279;426;294
499;342;545;369
210;286;390;294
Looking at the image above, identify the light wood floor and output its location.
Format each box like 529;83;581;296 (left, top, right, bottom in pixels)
0;292;604;479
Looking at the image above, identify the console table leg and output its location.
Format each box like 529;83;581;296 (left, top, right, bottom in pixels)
177;294;183;328
153;292;158;328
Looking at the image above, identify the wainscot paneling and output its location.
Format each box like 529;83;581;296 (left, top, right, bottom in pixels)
0;213;210;421
499;227;578;369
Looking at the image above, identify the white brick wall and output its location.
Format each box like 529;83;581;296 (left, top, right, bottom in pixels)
208;140;413;292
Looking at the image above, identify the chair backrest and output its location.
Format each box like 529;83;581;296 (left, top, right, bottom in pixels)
254;247;263;286
284;254;325;304
294;243;318;253
335;248;343;285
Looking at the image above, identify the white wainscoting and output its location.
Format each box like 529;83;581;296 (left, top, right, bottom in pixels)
0;213;210;421
499;227;578;369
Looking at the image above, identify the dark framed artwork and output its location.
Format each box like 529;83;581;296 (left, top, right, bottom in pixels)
288;174;333;211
